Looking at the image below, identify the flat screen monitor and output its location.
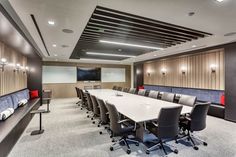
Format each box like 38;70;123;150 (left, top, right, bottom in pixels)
77;67;101;81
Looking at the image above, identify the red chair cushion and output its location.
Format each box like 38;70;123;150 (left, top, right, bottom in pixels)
30;90;39;99
220;94;225;106
138;86;144;90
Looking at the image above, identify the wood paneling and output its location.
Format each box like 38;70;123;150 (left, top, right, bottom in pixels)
0;41;27;95
42;62;131;98
143;49;225;90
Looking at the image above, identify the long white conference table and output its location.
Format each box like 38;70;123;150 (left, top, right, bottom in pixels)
88;89;192;142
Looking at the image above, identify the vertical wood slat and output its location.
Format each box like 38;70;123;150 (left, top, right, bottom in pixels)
0;41;27;96
143;48;225;90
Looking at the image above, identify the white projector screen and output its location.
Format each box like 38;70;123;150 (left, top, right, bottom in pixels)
102;68;126;82
43;66;77;83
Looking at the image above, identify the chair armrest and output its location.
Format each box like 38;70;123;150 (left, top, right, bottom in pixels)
118;119;132;124
152;121;158;127
106;112;109;115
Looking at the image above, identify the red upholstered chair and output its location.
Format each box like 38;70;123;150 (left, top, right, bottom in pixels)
30;90;39;99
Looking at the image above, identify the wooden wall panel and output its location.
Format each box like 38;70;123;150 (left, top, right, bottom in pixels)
42;62;131;98
0;41;27;95
144;49;225;90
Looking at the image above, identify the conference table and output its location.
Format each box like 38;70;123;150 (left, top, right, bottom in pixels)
88;89;192;142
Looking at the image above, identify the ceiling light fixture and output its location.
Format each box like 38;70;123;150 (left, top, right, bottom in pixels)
80;58;121;62
99;40;163;50
54;54;58;56
192;45;197;48
48;20;55;25
216;0;224;2
52;44;57;47
86;52;136;58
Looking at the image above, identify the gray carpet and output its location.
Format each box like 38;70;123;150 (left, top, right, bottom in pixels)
8;98;236;157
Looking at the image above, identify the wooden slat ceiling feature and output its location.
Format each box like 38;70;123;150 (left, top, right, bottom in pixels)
70;6;212;61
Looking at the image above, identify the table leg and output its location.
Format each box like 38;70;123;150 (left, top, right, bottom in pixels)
31;113;44;135
136;122;157;142
39;113;42;130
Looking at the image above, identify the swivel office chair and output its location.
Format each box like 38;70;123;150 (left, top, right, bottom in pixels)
129;88;136;94
90;95;100;124
146;106;183;155
161;92;175;102
148;90;159;99
84;92;93;117
178;94;196;106
117;87;123;91
112;85;117;90
138;89;146;96
106;102;139;154
178;102;210;150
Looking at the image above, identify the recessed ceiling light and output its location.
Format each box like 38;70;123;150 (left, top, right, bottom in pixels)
154;54;157;57
54;54;58;56
224;32;236;37
99;40;163;50
86;52;136;58
52;44;57;47
216;0;224;2
48;20;55;25
192;45;197;48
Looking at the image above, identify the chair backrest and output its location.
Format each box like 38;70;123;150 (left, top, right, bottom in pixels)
161;92;175;102
138;89;146;96
75;87;80;98
190;102;210;131
85;93;93;111
178;94;196;106
105;102;122;135
117;87;122;91
148;90;159;99
129;88;136;94
90;95;100;115
122;87;129;92
84;86;93;90
157;106;183;138
112;85;117;90
93;85;101;89
97;98;109;124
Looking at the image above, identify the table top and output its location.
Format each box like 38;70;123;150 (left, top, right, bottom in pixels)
88;89;192;123
30;109;46;114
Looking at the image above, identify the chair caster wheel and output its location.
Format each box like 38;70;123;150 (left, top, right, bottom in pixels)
110;135;113;138
187;137;190;141
126;149;131;154
87;115;89;118
203;142;208;146
92;121;95;124
135;143;139;146
112;139;115;142
97;125;100;127
105;126;108;129
99;131;102;135
86;111;89;114
146;150;150;154
110;147;114;151
91;118;94;120
194;146;199;150
174;149;178;154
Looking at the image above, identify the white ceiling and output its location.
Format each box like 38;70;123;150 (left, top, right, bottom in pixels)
8;0;236;64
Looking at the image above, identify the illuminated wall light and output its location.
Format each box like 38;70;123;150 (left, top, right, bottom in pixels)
210;64;217;73
181;66;187;75
147;69;151;77
161;68;167;75
0;58;7;71
136;69;141;75
14;63;21;72
86;52;136;58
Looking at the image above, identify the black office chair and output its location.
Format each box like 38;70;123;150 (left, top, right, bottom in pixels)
90;95;100;124
75;87;81;105
146;106;183;155
129;88;136;94
117;87;123;91
178;94;197;106
96;98;109;126
78;89;87;110
148;90;159;99
178;102;210;150
106;102;139;154
161;92;175;102
112;85;117;90
84;92;93;117
122;87;129;92
137;89;146;96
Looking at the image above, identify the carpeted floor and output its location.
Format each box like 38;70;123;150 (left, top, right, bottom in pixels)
8;98;236;157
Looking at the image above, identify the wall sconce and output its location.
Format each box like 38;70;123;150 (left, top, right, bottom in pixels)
181;66;187;75
147;70;151;77
161;68;167;75
210;64;217;73
14;63;21;72
0;58;7;71
23;66;29;74
136;69;141;75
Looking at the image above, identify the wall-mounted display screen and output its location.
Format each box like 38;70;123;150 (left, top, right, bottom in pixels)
77;68;101;81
